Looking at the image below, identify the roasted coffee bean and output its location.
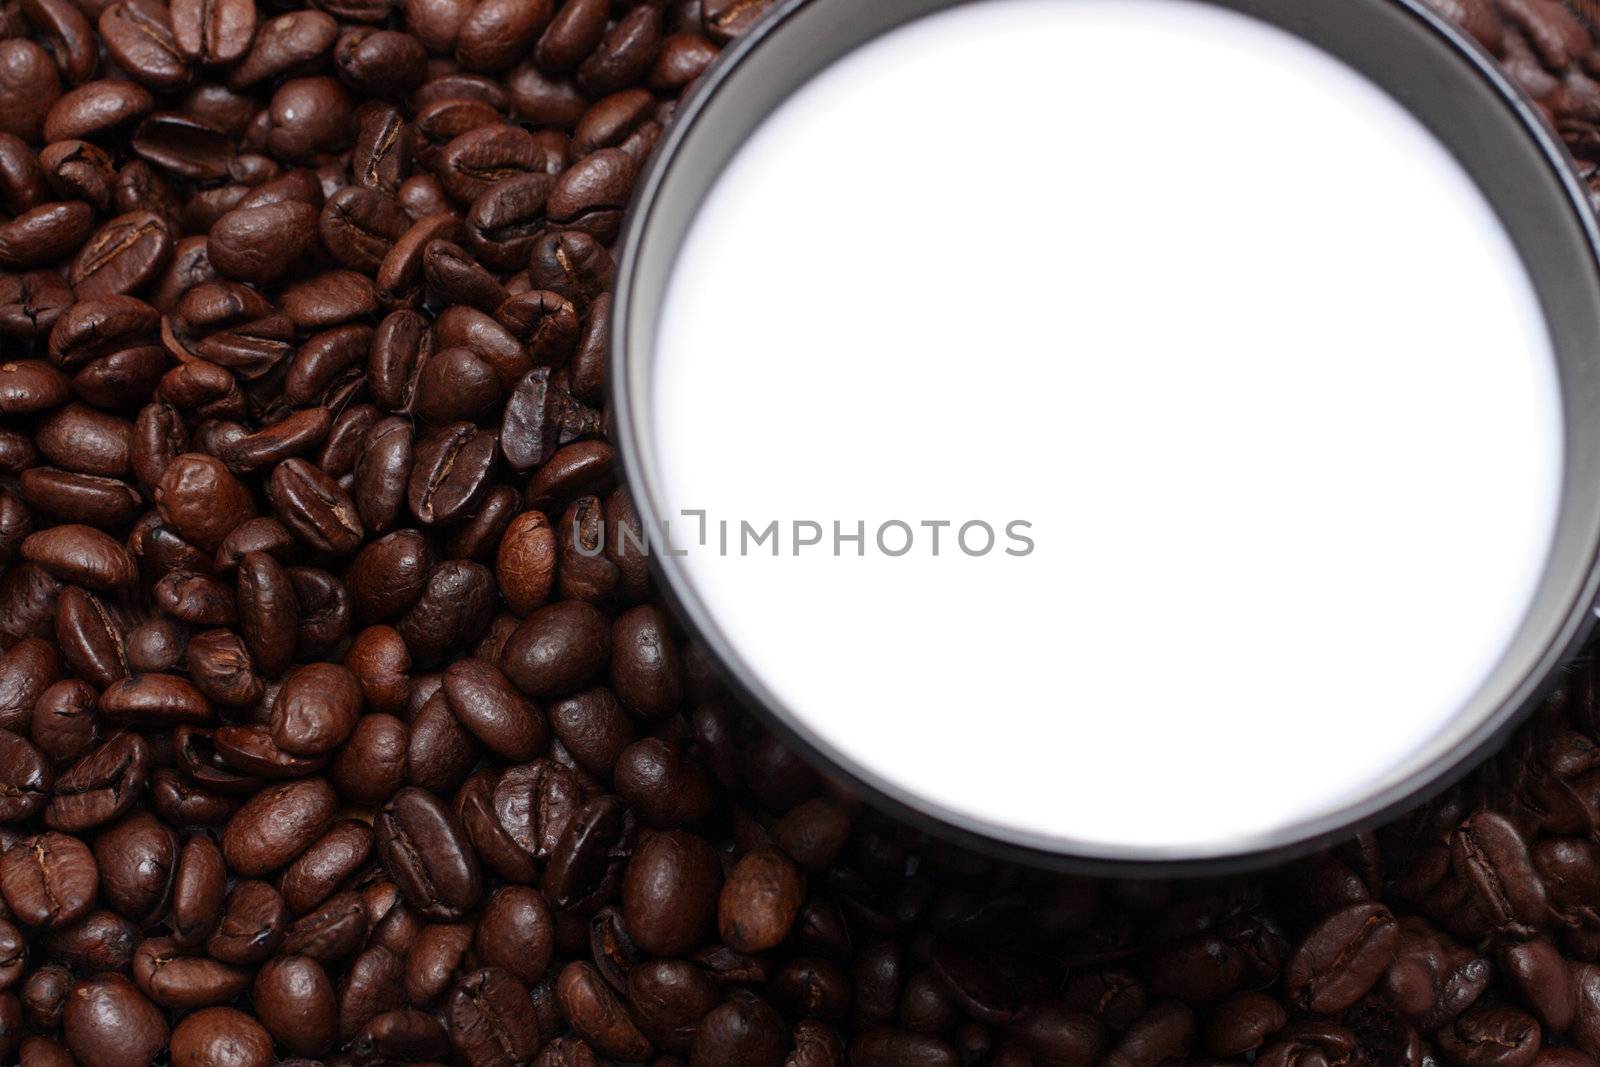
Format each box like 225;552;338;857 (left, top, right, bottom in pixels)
397;558;496;664
169;1006;273;1067
93;810;177;923
0;731;53;823
45;732;150;833
443;657;547;759
502;600;610;697
447;966;543;1067
0;831;96;927
30;680;100;764
271;662;363;756
557;960;651;1061
720;845;805;953
623;829;720;956
269;458;364;554
221;777;338;876
99;673;211;727
131;936;251;1010
1439;1004;1542;1067
206;880;286;965
63;974;168;1067
377;786;482;919
1286;903;1399;1015
156;452;256;552
614;737;714;828
169;833;226;949
252;955;337;1057
230;10;337;88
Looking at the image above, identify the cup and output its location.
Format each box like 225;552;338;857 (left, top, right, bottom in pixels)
611;0;1600;871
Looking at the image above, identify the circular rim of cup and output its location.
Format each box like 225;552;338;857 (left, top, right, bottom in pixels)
611;0;1600;873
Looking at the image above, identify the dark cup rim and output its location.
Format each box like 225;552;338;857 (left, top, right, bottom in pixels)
611;0;1600;874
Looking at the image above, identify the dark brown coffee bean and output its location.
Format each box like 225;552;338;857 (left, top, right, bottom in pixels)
156;452;256;552
397;558;496;664
269;458;365;555
377;786;482;920
615;738;715;829
169;0;255;67
447;966;543;1067
328;710;406;799
622;829;720;957
0;831;96;927
185;629;263;707
557;960;651;1061
132;112;234;180
443;657;547;760
30;680;99;764
575;5;661;97
369;307;429;407
1452;812;1551;931
207;201;317;285
0;40;61;143
229;9;337;88
535;0;607;72
63;974;168;1067
100;673;211;727
169;1006;274;1067
46;732;150;833
409;421;498;526
474;884;553;986
129;940;251;1017
93;810;176;923
1286;903;1399;1015
1438;1005;1542;1067
169;833;225;949
69;209;172;299
0;202;95;269
492;757;582;866
271;662;363;756
546;161;630;248
322;184;410;272
252;955;336;1057
502;599;610;697
221;777;338;876
205;879;286;965
43;81;153;143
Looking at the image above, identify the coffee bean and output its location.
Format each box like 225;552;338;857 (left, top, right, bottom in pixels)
92;810;176;923
169;1006;273;1067
63;974;168;1067
46;733;150;833
502;600;610;697
221;777;338;876
206;880;286;965
169;0;255;67
447;966;543;1067
557;960;650;1061
271;662;363;756
269;458;365;555
1286;902;1399;1015
131;936;250;1010
377;786;482;920
443;657;547;759
0;832;96;927
623;829;720;956
252;955;336;1057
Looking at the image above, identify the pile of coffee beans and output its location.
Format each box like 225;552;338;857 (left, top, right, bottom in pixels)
6;0;1600;1064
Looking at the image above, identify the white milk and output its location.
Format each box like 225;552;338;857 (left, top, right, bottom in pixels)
648;0;1565;855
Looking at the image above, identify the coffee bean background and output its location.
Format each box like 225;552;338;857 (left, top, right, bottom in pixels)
0;0;1599;1065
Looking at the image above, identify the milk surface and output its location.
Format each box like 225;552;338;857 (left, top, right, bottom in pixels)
649;0;1566;854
